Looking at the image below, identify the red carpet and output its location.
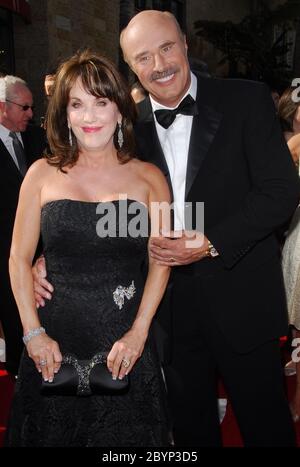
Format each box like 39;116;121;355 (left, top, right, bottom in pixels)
219;371;300;447
0;362;299;447
0;366;14;447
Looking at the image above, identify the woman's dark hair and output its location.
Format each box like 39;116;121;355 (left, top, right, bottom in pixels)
45;49;137;170
278;86;300;133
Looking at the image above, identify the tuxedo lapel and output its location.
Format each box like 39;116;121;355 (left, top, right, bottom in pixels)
136;98;173;196
145;122;173;197
0;139;23;181
185;99;222;198
21;131;34;165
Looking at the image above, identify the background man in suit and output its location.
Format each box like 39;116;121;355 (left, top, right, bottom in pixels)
120;10;300;446
0;75;46;376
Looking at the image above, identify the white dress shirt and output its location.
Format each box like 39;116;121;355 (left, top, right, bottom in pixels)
0;123;24;170
150;72;197;230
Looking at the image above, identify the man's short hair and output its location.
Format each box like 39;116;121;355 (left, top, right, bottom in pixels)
0;75;27;102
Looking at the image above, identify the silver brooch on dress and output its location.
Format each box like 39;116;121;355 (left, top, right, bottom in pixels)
113;280;136;310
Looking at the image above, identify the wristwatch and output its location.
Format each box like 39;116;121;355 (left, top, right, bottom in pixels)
206;240;219;258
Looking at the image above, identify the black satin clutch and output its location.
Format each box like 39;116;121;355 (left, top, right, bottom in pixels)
41;352;129;396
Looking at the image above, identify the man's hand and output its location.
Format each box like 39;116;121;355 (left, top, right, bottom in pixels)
32;255;54;307
150;230;210;266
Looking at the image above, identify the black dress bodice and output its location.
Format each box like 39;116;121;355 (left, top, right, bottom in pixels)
6;199;169;447
39;199;149;357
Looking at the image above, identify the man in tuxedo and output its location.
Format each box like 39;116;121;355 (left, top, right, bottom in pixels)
0;75;46;375
119;10;300;446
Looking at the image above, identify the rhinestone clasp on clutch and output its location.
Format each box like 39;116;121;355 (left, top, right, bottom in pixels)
113;280;136;310
62;353;106;396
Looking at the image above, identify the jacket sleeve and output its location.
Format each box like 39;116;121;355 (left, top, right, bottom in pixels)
207;83;300;269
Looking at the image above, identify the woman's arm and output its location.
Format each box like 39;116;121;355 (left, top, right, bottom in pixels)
108;163;171;379
9;159;62;380
287;133;300;166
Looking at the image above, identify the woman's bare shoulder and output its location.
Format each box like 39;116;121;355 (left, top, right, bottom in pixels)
27;157;55;176
131;159;165;181
131;160;170;203
25;158;60;185
288;133;300;151
288;133;300;163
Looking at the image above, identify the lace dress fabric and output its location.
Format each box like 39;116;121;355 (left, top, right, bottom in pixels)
282;204;300;330
6;199;169;447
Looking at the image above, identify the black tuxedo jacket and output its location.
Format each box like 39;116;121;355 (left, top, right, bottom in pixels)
0;124;46;373
135;75;300;353
0;124;46;266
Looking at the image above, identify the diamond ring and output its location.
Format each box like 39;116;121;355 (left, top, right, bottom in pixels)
39;359;47;366
122;358;130;368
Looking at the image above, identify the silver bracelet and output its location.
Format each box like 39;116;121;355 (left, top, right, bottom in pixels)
23;327;45;345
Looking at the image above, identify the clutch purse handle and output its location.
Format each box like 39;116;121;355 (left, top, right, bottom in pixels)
62;352;107;395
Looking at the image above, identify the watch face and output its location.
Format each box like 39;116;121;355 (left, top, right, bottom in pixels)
211;248;219;257
209;246;219;257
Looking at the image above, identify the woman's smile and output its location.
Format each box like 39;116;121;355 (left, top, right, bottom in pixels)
81;126;102;133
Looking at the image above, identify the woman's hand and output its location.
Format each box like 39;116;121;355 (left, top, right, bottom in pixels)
26;333;62;382
107;328;147;380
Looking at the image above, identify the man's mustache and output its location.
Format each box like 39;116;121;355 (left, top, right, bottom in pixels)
150;67;179;82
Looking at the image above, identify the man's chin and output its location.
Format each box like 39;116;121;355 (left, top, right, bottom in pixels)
19;125;29;132
152;89;182;107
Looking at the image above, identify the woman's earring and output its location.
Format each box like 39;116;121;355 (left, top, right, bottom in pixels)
68;125;73;146
117;122;123;149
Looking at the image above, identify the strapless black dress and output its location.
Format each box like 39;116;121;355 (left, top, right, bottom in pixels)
6;199;169;447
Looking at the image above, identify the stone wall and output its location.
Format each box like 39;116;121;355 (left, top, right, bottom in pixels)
46;0;119;66
13;0;120;123
13;0;49;123
10;0;300;119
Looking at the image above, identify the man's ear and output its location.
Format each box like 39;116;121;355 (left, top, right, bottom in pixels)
183;34;188;53
120;44;134;71
123;55;134;73
0;100;6;116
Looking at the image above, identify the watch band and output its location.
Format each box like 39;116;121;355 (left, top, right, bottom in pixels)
206;240;219;258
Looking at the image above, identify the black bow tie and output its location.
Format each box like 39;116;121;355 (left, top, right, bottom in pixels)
154;94;198;129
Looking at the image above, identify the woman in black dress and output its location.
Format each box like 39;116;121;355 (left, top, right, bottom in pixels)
6;49;171;447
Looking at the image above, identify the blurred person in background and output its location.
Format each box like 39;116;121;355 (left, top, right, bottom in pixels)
0;75;46;376
280;84;300;423
131;80;147;104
